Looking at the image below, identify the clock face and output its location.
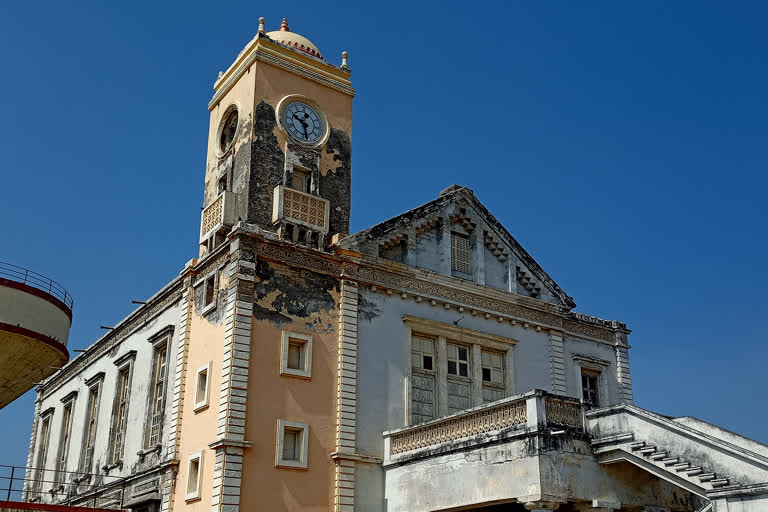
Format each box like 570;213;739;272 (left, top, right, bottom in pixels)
283;101;325;144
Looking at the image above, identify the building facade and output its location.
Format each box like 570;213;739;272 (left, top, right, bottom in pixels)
23;17;768;512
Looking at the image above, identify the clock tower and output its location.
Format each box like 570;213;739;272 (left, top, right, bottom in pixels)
199;17;354;256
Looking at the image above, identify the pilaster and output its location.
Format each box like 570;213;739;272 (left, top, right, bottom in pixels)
22;389;42;500
471;343;483;406
615;340;633;404
162;286;192;512
436;336;448;416
334;279;358;511
210;239;256;512
549;330;567;394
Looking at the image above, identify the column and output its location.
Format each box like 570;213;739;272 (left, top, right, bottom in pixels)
471;343;483;406
436;336;448;416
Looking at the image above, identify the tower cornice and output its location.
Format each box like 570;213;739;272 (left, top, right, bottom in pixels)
209;34;354;111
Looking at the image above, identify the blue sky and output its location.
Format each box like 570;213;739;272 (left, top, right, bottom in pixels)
1;0;766;469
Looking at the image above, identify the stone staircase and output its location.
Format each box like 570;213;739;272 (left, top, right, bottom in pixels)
592;433;731;492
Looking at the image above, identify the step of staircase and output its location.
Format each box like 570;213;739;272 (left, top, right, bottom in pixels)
649;452;668;461
629;442;646;451
639;446;657;455
661;457;679;466
698;473;716;482
686;467;703;476
673;462;691;471
710;478;730;488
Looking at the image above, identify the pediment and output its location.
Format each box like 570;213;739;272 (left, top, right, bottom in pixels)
340;186;576;309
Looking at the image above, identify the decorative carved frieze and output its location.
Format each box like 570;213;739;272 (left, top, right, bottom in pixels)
390;398;528;455
545;397;583;429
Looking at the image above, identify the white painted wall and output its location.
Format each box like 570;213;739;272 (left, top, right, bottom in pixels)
0;285;71;343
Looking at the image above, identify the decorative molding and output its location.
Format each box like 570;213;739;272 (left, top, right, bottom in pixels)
334;279;359;511
330;452;382;465
516;265;541;297
59;390;78;404
403;315;517;349
113;350;137;367
147;325;175;345
84;372;105;387
549;332;567;395
484;230;508;263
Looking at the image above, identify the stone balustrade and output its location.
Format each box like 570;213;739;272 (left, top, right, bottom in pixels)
383;390;585;464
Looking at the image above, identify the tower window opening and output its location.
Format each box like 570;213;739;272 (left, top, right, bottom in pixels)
219;109;238;153
290;169;311;193
218;174;228;194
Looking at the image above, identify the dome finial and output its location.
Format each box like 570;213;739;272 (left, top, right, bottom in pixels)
341;51;349;68
280;18;290;32
258;17;265;33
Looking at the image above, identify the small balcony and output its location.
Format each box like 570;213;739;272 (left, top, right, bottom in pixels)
272;185;330;248
382;391;589;512
199;191;236;243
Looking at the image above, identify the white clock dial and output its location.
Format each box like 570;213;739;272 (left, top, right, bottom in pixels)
283;101;325;144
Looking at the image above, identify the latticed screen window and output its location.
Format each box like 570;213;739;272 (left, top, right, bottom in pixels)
110;368;130;464
447;343;469;377
451;232;471;274
81;385;99;472
582;371;600;407
411;337;434;371
33;416;52;495
55;402;74;485
148;344;167;447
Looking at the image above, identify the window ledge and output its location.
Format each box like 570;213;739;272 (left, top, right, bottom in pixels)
279;369;312;379
137;445;162;458
201;301;217;316
102;460;123;473
185;495;202;503
193;402;209;413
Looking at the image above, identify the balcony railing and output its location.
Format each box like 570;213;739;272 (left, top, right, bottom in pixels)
272;185;330;234
0;262;73;309
0;464;124;506
383;390;584;464
200;191;236;243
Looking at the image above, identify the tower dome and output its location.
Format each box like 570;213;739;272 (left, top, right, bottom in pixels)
266;18;323;60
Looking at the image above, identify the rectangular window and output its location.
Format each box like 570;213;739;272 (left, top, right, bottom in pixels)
447;343;470;377
110;366;131;464
54;401;74;486
482;349;505;403
147;343;168;446
280;332;313;378
290;169;310;193
582;371;600;407
204;274;216;309
81;384;100;473
275;420;309;469
411;337;434;372
451;232;471;274
446;342;471;413
194;363;210;411
185;451;203;501
33;415;52;496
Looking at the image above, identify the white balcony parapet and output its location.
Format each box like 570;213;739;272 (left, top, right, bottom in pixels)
382;391;585;465
272;185;330;234
200;191;236;243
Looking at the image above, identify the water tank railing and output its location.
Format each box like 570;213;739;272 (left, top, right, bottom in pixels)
0;262;73;309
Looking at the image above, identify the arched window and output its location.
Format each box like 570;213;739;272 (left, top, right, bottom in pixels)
219;109;238;153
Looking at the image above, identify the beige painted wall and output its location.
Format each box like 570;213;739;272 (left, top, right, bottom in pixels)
239;283;340;511
173;308;225;512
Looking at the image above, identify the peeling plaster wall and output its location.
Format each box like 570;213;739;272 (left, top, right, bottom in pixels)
30;303;180;502
384;436;702;512
238;258;340;512
355;289;557;510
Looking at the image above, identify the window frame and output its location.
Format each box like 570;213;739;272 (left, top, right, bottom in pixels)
572;354;611;408
194;269;220;315
79;373;104;475
145;327;172;448
185;450;204;501
446;342;471;379
193;362;211;411
275;419;309;470
279;331;313;379
450;231;471;274
108;351;136;466
33;409;54;496
54;392;77;487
